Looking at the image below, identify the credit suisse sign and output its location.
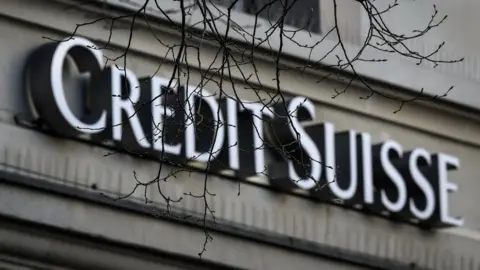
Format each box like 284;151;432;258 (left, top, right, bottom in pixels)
22;37;464;229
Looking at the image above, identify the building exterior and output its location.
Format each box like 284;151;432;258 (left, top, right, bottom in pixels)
1;0;480;269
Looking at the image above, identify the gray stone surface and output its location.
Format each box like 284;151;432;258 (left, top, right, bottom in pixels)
0;182;372;270
0;1;478;269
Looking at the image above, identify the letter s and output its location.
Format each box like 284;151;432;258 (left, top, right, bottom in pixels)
286;97;322;190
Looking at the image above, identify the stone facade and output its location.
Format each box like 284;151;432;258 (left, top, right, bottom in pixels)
0;0;479;269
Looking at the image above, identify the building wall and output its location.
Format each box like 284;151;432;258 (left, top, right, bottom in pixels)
323;0;480;105
0;0;480;269
90;0;480;117
366;0;480;84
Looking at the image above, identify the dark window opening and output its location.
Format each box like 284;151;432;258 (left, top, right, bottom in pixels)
212;0;321;34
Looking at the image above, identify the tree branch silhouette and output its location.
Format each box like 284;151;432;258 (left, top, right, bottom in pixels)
43;0;464;258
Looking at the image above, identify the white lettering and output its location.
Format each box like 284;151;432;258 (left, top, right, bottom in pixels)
51;37;106;133
151;76;181;156
438;153;464;227
361;133;374;204
286;97;321;190
111;67;150;148
226;98;240;170
380;140;407;213
325;123;358;200
409;148;435;220
184;86;225;162
240;102;274;175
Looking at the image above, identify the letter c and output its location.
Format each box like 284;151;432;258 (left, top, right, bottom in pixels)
25;36;106;136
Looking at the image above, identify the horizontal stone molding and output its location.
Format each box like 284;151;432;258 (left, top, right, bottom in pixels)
0;117;478;269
